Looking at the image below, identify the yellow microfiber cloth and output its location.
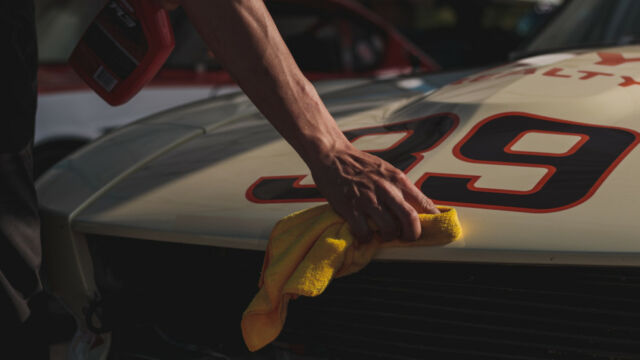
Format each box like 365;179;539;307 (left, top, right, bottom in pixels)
241;204;462;352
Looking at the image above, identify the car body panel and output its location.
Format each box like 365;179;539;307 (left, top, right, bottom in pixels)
35;85;215;145
38;46;640;267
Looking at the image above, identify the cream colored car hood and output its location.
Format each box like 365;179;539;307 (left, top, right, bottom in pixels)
38;47;640;265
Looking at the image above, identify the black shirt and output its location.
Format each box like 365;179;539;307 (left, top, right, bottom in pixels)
0;0;38;153
0;0;41;324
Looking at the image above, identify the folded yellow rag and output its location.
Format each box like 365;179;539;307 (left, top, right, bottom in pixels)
241;204;462;352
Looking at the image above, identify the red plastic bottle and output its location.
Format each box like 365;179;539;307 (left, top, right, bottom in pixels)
69;0;175;106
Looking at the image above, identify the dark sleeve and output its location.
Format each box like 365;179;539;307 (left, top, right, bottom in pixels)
0;0;42;323
0;1;38;153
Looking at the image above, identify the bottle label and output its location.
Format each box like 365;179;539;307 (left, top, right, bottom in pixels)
77;0;149;91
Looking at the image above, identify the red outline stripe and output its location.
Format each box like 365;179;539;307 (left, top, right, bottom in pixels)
504;130;590;157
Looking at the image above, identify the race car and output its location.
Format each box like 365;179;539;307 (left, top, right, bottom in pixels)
34;0;437;177
37;43;640;359
38;0;640;357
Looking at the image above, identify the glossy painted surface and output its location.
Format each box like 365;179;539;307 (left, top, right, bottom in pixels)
38;47;640;266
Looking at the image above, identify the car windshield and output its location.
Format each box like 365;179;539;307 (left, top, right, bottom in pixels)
520;0;640;56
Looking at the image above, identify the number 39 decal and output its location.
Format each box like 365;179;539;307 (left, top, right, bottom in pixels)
246;112;639;213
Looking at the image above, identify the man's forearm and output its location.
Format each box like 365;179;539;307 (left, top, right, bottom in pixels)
178;0;439;243
181;0;348;162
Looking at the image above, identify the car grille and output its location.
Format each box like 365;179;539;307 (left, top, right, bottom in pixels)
281;262;640;360
86;236;640;359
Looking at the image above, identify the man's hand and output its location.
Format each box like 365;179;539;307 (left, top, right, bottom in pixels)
308;142;439;244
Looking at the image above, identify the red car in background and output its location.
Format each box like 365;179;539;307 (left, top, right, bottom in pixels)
39;0;437;92
35;0;438;176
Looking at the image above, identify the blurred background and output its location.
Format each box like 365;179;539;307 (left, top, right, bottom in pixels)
33;0;565;178
360;0;563;69
36;0;564;71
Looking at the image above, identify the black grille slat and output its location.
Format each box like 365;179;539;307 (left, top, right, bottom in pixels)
314;283;640;332
279;262;640;359
324;345;544;360
328;281;640;319
342;274;640;306
283;325;629;360
303;331;556;360
334;273;640;311
325;287;640;329
297;293;640;340
286;306;640;355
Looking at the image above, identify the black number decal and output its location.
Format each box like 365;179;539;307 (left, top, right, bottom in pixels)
246;113;459;203
247;112;638;212
417;113;639;212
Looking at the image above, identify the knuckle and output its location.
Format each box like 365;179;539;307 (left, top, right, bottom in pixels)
359;197;381;213
406;208;420;223
404;227;420;242
377;180;399;198
401;208;421;241
423;198;439;213
389;171;404;183
369;210;396;241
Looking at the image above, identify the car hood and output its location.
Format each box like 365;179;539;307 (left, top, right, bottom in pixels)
38;47;640;265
